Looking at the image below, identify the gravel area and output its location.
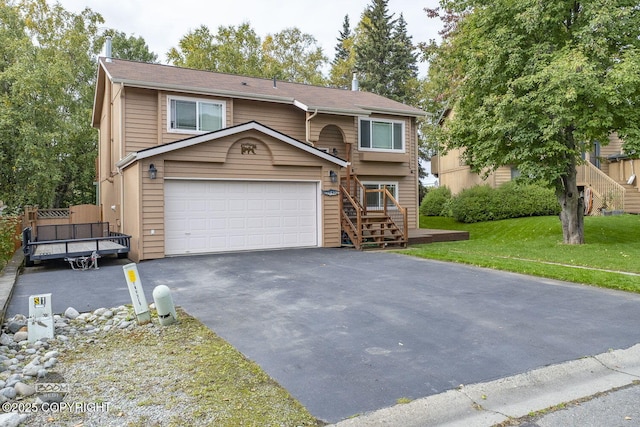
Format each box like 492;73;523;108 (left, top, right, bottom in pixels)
0;305;320;427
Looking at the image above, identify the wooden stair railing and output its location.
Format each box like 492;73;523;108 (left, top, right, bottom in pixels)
340;176;407;249
577;160;626;215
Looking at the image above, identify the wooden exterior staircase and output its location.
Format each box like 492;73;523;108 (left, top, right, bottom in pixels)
621;182;640;213
577;160;640;215
340;176;408;250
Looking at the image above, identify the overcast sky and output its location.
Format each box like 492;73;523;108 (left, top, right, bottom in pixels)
51;0;442;76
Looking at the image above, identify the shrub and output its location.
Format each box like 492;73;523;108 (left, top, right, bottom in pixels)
0;216;20;270
450;185;496;223
496;181;560;218
449;182;560;223
420;186;452;216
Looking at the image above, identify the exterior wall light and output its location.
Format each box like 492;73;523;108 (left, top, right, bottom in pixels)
149;163;157;180
329;170;338;183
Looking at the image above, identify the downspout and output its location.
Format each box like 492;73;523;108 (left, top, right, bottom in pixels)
306;109;318;145
118;82;125;233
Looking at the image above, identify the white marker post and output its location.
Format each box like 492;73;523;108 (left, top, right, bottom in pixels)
28;293;54;342
122;263;151;324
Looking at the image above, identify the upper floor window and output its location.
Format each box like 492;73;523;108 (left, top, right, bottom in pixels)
359;118;404;152
168;96;225;133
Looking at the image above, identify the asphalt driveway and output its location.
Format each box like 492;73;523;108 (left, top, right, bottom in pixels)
8;248;640;423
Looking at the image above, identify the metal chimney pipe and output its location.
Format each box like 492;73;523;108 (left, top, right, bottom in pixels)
351;73;359;91
105;35;112;62
273;76;277;89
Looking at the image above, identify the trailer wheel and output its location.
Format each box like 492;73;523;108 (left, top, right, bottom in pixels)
25;255;34;267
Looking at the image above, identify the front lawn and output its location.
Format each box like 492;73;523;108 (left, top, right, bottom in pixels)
402;215;640;293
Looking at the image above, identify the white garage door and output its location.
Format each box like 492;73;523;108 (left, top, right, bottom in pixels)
165;180;318;255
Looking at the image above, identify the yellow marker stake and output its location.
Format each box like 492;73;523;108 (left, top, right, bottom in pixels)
122;263;151;324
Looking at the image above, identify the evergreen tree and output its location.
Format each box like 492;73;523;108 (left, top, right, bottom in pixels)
354;0;418;104
354;0;397;98
329;15;355;88
333;15;351;66
388;13;418;103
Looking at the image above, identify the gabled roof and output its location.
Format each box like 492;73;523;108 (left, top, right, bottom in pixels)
93;58;425;127
116;121;349;170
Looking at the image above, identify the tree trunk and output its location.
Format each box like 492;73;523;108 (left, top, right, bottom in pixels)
557;165;584;244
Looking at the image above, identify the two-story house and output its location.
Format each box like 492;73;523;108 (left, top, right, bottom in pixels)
92;58;426;262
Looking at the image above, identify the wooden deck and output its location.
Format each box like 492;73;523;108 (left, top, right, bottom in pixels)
33;241;127;258
407;229;470;245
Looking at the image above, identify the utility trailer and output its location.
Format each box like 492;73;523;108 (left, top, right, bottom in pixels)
22;222;130;268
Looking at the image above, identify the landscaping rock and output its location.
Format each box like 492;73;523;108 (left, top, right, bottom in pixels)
43;350;59;360
6;319;26;334
93;307;107;317
14;382;35;397
0;334;13;346
64;307;80;319
0;387;16;399
0;412;29;427
12;331;28;343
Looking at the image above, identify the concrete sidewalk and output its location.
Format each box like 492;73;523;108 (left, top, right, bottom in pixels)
332;343;640;426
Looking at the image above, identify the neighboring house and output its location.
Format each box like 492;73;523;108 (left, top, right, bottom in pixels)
431;128;640;215
92;58;425;262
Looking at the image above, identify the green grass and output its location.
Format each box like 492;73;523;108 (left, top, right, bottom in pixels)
59;309;322;427
401;214;640;293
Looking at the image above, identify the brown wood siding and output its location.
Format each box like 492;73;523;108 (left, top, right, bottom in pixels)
321;167;341;247
494;166;512;187
98;82;111;185
112;85;123;174
139;160;165;260
164;130;330;168
603;133;624;157
351;114;413;174
408;117;419;227
124;88;158;153
122;162;141;261
311;114;357;147
164;160;320;180
317;125;345;158
600;133;625;176
351;114;418;228
233;99;306;141
158;91;234;145
438;148;510;194
100;82;125;234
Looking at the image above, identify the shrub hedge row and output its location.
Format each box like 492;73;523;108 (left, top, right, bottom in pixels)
420;182;561;223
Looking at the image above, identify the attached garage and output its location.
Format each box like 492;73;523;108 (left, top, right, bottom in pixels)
116;122;348;261
164;180;319;254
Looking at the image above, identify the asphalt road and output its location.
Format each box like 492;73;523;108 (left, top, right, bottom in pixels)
8;248;640;423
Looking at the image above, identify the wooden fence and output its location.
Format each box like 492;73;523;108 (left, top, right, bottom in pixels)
23;205;101;231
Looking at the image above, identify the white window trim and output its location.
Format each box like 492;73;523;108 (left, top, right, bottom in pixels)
361;181;399;210
358;118;406;153
167;95;226;134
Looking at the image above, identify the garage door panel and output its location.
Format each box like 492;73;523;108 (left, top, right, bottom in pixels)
165;180;318;255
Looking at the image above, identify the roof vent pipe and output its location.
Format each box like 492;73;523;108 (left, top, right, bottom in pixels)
351;73;359;91
273;76;277;89
105;35;112;62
